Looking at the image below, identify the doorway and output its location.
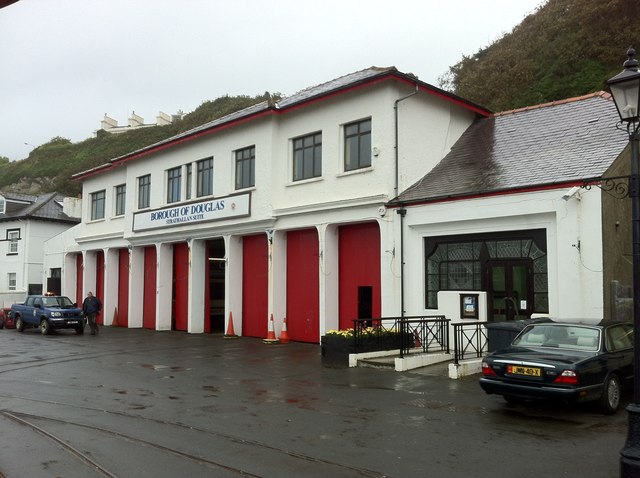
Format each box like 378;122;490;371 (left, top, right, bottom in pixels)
487;260;532;322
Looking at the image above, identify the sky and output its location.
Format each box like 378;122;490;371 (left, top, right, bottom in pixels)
0;0;544;162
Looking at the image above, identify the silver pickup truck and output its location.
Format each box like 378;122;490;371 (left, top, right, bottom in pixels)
11;295;85;335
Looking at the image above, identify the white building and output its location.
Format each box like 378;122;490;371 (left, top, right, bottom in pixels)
0;192;81;306
44;68;629;342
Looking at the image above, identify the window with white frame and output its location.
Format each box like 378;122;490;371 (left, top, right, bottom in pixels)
8;272;16;291
344;118;372;171
167;166;182;203
0;196;5;215
115;184;126;216
138;174;151;209
7;229;19;254
90;190;106;220
293;132;322;181
197;157;213;197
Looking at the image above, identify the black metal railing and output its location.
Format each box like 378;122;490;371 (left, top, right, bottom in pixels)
351;316;449;358
452;321;489;365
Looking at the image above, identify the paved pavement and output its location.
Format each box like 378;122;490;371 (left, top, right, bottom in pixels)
0;326;629;477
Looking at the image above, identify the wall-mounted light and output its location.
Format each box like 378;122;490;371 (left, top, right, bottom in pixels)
561;186;581;201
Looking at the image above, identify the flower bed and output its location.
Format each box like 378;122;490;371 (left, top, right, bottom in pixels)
321;327;414;368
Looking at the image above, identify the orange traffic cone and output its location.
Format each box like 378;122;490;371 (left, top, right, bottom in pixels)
263;314;279;344
279;317;290;344
112;307;119;327
224;311;239;339
414;330;422;348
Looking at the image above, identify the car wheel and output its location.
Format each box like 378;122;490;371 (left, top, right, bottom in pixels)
0;320;4;329
75;325;84;335
600;373;621;414
15;316;24;332
40;319;51;335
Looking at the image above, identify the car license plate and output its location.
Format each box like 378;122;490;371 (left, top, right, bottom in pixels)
68;321;78;324
507;365;541;377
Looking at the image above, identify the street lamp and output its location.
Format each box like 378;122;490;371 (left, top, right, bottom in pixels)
609;47;640;477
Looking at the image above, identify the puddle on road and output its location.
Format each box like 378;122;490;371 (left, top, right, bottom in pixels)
140;364;191;372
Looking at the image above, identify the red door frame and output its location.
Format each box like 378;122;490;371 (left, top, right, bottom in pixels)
173;243;189;331
242;235;268;338
338;223;381;330
286;229;319;343
143;246;157;329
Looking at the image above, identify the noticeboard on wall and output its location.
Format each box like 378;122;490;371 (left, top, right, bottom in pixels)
460;293;479;320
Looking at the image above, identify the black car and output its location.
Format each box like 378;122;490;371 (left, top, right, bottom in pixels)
479;320;633;413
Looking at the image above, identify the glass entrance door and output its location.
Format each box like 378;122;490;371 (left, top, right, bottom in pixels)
487;260;532;322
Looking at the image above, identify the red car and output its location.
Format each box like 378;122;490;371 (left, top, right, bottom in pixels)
0;307;15;329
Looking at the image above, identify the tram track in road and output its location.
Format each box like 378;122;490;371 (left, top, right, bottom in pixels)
0;403;388;478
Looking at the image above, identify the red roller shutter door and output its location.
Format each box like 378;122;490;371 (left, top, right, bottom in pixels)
286;229;319;343
173;243;189;331
118;249;129;327
143;246;157;329
242;235;268;338
338;223;381;330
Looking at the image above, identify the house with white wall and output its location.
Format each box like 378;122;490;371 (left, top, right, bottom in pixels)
388;92;628;327
45;66;490;339
43;69;629;344
0;192;80;306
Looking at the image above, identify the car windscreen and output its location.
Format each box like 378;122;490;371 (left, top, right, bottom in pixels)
42;296;74;308
512;324;600;351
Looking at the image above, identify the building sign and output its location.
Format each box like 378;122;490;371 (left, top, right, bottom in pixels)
133;192;250;231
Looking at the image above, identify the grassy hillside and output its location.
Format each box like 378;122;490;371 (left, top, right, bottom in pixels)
0;93;278;197
439;0;640;111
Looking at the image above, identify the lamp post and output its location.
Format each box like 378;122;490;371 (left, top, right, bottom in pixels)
608;47;640;477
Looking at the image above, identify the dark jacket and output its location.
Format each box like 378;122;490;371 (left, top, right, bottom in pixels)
82;296;102;315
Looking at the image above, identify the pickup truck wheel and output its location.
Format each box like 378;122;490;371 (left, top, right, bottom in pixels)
40;319;51;335
15;316;24;332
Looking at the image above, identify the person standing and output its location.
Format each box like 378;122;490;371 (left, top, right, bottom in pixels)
82;291;102;335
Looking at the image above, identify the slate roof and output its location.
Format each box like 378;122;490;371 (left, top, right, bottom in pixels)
393;92;629;205
73;66;491;180
0;192;79;224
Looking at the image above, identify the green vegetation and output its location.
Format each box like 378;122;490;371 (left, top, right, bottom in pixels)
0;93;278;197
439;0;640;112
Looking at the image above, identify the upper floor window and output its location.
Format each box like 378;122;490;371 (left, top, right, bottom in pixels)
115;184;126;216
186;164;193;200
7;229;19;254
0;196;5;215
293;132;322;181
138;174;151;209
167;166;182;203
90;190;106;220
235;146;255;190
344;119;371;171
197;157;214;197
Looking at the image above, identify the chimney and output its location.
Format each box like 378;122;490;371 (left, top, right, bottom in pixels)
62;196;82;219
156;111;172;126
128;111;144;128
101;114;118;130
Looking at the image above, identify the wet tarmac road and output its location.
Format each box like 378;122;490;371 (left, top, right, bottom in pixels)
0;326;628;477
